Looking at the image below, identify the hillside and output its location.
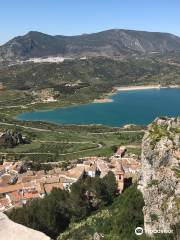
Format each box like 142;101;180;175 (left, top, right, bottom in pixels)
58;185;145;240
1;57;180;92
1;29;180;62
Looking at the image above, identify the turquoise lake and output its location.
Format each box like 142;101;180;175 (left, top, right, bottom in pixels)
17;89;180;127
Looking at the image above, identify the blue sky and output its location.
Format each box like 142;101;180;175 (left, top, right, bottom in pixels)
0;0;180;45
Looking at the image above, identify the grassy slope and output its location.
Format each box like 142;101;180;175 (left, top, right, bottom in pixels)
1;57;180;91
58;185;145;240
58;184;176;240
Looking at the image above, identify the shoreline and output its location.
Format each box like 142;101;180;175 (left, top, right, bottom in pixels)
114;85;180;92
94;84;180;104
9;84;180;124
93;98;114;103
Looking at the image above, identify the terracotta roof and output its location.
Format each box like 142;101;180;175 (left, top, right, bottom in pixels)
129;164;141;171
121;158;141;172
62;178;75;184
44;176;60;184
36;170;45;176
114;160;124;173
0;197;10;207
20;175;37;183
44;182;64;193
81;156;99;161
116;146;126;156
23;192;39;199
0;183;23;194
97;160;110;173
67;166;85;180
8;191;22;203
77;163;97;172
0;181;39;195
81;160;96;166
26;170;35;176
22;181;39;190
0;165;5;172
84;164;97;172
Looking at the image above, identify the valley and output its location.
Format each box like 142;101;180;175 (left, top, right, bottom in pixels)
0;28;179;240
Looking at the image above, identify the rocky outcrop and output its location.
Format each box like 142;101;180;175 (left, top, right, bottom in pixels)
0;130;30;148
139;117;180;236
0;212;50;240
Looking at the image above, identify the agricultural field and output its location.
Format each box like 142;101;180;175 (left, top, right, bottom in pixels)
0;122;144;163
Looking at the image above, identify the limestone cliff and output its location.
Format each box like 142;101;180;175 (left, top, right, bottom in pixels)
139;117;180;236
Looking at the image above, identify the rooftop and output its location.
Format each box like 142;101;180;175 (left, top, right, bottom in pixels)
44;182;64;194
0;183;23;194
66;165;85;180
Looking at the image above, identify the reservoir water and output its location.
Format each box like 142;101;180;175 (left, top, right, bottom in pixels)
17;88;180;127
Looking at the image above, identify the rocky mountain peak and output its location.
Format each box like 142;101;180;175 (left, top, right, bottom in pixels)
1;29;180;62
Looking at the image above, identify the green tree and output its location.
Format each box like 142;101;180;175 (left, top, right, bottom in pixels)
103;171;117;203
69;180;91;221
108;185;144;240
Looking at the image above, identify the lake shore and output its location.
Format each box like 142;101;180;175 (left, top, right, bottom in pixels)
16;88;180;127
93;98;114;103
114;85;180;91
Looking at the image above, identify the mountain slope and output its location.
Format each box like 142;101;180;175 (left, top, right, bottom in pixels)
1;57;180;91
1;29;180;61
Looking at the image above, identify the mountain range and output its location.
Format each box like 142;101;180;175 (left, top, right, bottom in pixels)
1;29;180;62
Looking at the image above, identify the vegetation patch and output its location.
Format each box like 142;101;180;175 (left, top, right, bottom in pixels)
150;213;159;222
58;184;145;240
148;179;159;188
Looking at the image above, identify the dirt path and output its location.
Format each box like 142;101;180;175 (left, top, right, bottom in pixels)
0;144;102;157
32;140;91;144
0;121;145;135
0;122;53;132
88;130;145;134
125;144;141;148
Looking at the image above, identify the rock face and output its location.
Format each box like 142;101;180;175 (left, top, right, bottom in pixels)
1;29;180;62
0;130;30;148
0;212;51;240
139;117;180;236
